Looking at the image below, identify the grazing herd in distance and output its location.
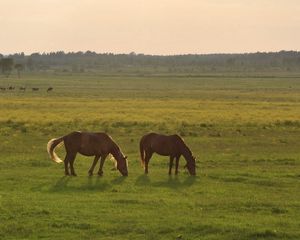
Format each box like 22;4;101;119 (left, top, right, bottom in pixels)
0;86;53;92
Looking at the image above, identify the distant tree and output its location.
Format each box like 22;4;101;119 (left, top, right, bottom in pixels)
15;63;24;78
26;58;34;72
3;51;300;73
0;58;14;77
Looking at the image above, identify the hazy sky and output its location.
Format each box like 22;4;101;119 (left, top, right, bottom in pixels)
0;0;299;55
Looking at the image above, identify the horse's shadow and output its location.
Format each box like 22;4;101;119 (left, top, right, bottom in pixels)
31;176;71;192
182;175;197;186
110;176;127;185
33;174;197;193
53;176;71;189
135;174;151;185
135;174;197;189
49;176;112;192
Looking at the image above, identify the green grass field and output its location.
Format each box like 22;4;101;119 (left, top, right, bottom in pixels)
0;73;300;239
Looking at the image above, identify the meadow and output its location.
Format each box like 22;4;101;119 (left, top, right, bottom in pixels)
0;72;299;239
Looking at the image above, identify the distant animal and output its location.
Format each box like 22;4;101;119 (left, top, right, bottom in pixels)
32;88;39;91
47;131;128;176
47;87;53;92
139;133;196;175
19;87;26;91
0;87;6;91
8;86;15;90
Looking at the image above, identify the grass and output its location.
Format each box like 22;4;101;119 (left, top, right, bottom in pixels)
0;72;299;239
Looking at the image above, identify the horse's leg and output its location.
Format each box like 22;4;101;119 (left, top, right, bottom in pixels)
69;153;77;176
175;156;180;175
88;155;100;176
64;154;70;176
169;156;174;175
144;151;153;174
98;154;108;176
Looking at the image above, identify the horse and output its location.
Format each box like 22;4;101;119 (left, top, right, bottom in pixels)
47;87;53;92
8;86;15;90
19;87;26;91
47;131;128;176
139;133;196;175
32;87;39;91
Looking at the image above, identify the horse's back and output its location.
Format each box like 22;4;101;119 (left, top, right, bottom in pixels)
140;132;167;145
94;132;112;140
64;131;113;146
142;132;182;142
62;131;82;151
140;132;183;156
64;131;116;156
64;131;82;141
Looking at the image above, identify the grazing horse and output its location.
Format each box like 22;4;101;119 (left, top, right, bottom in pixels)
140;133;196;175
47;131;128;176
8;86;15;90
32;87;39;91
19;87;26;91
47;87;53;92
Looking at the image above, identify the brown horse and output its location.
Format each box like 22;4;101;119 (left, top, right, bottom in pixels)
47;87;53;92
140;133;196;175
47;131;128;176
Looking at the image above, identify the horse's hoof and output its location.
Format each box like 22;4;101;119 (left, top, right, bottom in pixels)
88;172;93;176
65;173;70;176
71;173;77;176
98;172;103;176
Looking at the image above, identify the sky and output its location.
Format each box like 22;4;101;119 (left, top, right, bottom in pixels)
0;0;299;55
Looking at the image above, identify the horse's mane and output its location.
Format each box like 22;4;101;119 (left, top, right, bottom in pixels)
175;135;193;159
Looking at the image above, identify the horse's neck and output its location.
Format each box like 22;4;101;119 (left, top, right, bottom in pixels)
110;145;121;159
180;143;192;160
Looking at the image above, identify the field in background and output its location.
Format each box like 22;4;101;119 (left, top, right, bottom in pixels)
0;73;300;239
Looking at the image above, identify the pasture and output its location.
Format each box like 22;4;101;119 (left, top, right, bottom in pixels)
0;72;300;239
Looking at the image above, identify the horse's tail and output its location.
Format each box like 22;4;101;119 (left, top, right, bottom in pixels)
139;137;145;168
47;137;64;163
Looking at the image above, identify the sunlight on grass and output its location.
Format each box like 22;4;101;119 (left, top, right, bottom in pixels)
0;73;299;239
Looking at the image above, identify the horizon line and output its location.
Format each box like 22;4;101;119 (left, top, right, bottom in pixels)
1;49;300;57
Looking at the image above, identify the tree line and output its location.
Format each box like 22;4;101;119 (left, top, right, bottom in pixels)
1;51;300;75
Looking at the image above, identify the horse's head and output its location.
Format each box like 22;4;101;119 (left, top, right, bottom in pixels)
116;155;128;176
185;155;196;175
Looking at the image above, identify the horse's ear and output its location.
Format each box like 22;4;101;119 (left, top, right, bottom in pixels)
124;156;128;160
